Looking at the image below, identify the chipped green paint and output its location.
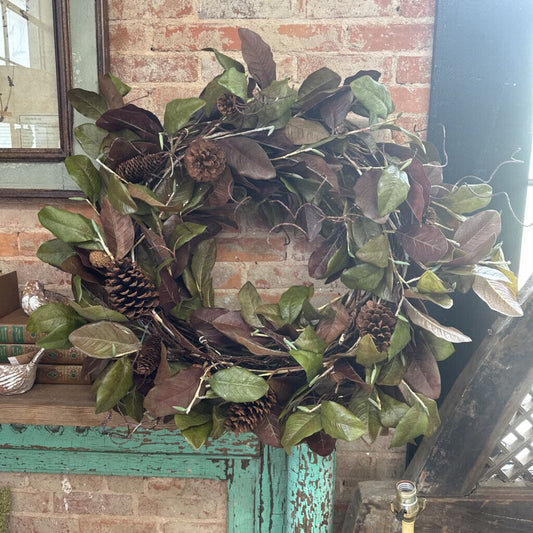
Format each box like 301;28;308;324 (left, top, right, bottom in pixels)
0;424;335;532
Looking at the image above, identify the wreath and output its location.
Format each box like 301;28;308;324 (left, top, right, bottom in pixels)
29;29;522;456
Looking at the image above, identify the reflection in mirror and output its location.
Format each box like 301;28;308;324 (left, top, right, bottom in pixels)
0;0;70;158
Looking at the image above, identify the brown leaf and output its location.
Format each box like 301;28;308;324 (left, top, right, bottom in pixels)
308;231;343;279
190;308;234;346
144;365;205;417
253;406;282;448
294;153;340;192
96;104;163;142
238;28;276;90
205;167;234;207
98;74;124;109
154;344;171;384
297;204;323;242
353;169;389;224
100;197;135;260
406;159;431;223
218;137;276;180
397;223;448;263
332;360;371;391
319;87;354;130
158;270;181;312
404;336;441;399
305;430;336;457
316;303;351;343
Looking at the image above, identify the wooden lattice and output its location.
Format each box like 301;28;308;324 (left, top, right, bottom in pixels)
482;388;533;483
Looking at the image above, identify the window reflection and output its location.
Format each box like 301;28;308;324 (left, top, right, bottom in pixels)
0;0;60;149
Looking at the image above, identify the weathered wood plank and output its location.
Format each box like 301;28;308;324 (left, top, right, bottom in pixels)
405;276;533;496
260;446;288;533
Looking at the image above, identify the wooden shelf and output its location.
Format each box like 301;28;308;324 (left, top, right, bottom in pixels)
0;384;128;427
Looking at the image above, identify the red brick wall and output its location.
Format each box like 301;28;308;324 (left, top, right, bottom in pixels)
0;0;435;529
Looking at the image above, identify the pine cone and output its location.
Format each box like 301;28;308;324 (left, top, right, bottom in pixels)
217;93;238;116
132;334;162;375
355;301;397;352
183;138;226;183
104;259;159;320
89;250;114;269
116;152;167;184
225;388;276;434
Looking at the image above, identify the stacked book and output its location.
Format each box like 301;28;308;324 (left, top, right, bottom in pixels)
0;305;90;385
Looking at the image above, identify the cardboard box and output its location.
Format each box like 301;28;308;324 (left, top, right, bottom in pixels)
0;271;20;319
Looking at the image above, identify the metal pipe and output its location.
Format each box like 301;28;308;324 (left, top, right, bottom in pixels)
390;480;426;531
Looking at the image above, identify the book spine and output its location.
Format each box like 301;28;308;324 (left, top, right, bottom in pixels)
0;325;39;344
0;346;86;364
36;365;91;385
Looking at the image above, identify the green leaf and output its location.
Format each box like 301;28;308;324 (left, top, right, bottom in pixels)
95;356;133;413
119;390;144;422
38;206;98;244
203;47;245;72
218;67;248;101
74;123;108;158
164;97;206;134
105;172;138;214
255;303;284;329
377;165;410;216
294;326;328;354
417;393;441;436
64;155;102;203
191;238;217;290
347;217;382;251
69;302;128;323
355;234;389;268
279;285;314;324
254;79;297;129
417;270;450;294
325;241;350;278
391;403;429;447
341;263;384;290
170;222;207;251
420;330;455;361
377;356;406;386
67;88;108;119
284;117;330;145
388;318;411;359
209;367;269;403
174;403;212;430
350;75;394;123
378;392;409;428
440;184;493;214
321;400;366;441
36;239;76;267
290;349;323;382
181;421;213;450
27;303;86;350
298;67;341;101
238;282;263;328
106;72;131;96
348;389;380;442
281;410;322;453
356;334;387;367
69;321;141;358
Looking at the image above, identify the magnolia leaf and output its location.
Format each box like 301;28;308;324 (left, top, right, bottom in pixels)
390;403;429;447
325;241;350;277
174;403;212;430
95;357;133;413
38;206;98;244
305;430;337;457
279;285;313;324
253;407;282;448
73;124;107;158
170;222;207;251
238;28;276;89
218;137;276;180
284;117;330;145
417;393;441;436
181;421;213;450
405;289;453;309
309;234;342;279
105;172;138;215
397;224;448;263
316;303;351;344
218;67;248;101
403;340;441;399
100;197;135;260
417;270;450;294
290;349;323;382
388;318;411;359
348;389;380;442
321;401;366;441
238;281;263;328
69;302;127;323
203;47;245;72
209;367;269;402
298;67;341;102
68;88;107;119
298;203;323;241
320;87;354;130
256;303;284;329
355;233;389;268
27;303;86;349
341;263;384;291
144;365;206;417
420;330;455;361
106;71;131;96
69;321;141;358
441;183;493;214
353;169;389;224
350;75;394;123
356;334;387;367
403;300;471;343
96;104;163;140
191;238;217;290
377;354;407;385
347;217;382;253
119;390;145;422
378;392;409;428
37;239;76;268
472;275;523;317
164;97;206;134
281;410;322;453
295;326;328;354
99;73;125;109
454;210;501;252
377;165;410;216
